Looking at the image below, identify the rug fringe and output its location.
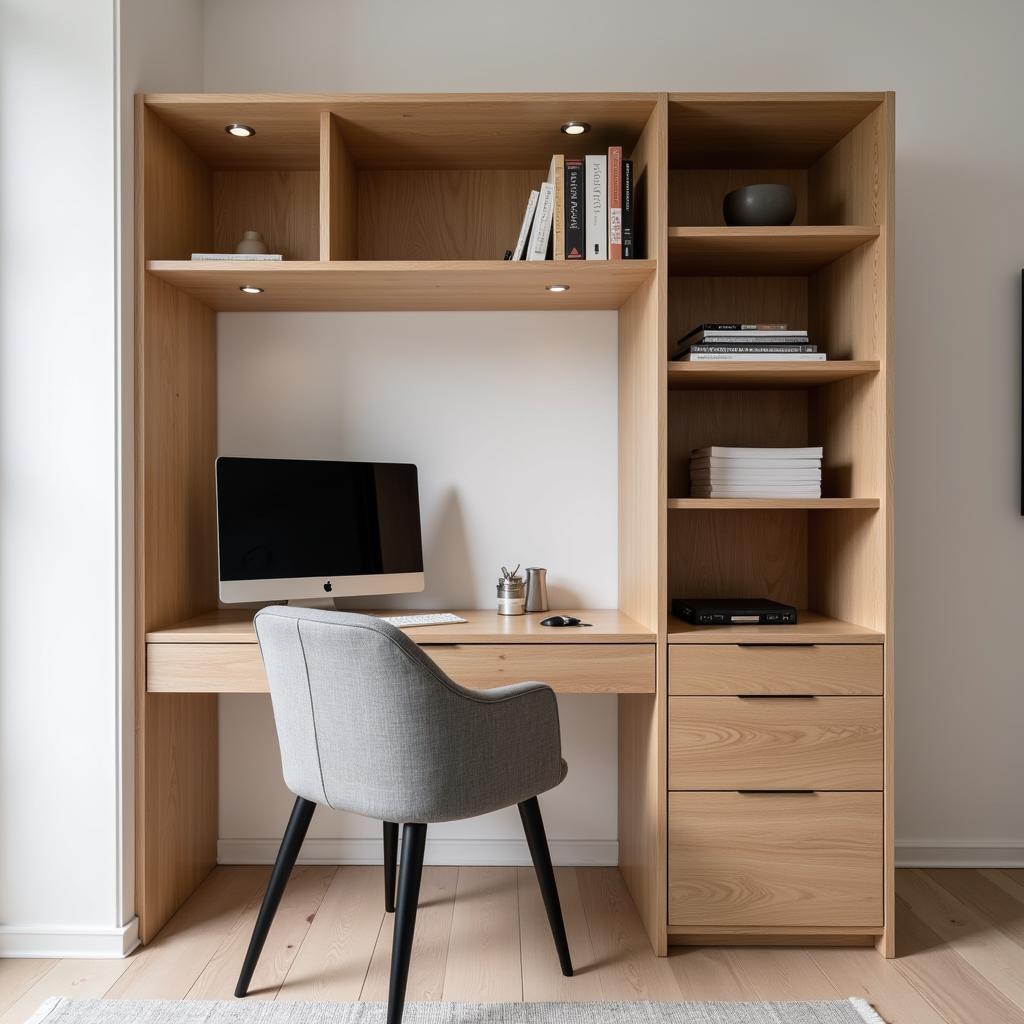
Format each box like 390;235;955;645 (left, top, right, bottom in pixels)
23;997;63;1024
849;996;887;1023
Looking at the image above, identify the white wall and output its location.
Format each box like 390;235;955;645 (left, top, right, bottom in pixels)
203;0;1024;864
0;0;202;957
217;312;620;863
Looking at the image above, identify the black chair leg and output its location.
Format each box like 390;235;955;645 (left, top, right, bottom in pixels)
387;822;427;1024
519;796;573;977
383;820;399;913
235;796;316;998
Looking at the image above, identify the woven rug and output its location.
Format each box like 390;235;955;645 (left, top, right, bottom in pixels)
27;998;887;1024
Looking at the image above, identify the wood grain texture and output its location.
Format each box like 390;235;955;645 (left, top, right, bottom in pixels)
144;259;655;311
668;695;883;790
274;866;385;1001
360;866;458;1002
667;226;878;276
136;96;220;944
147;641;655;694
145;93;659;170
319;112;358;260
668;643;883;695
667;93;886;168
667;360;880;390
0;962;130;1024
358;169;546;260
615;96;668;957
668;169;808;227
667;610;884;645
146;608;654;644
442;867;522;1002
0;962;57;1019
212;169;319;259
668;792;883;929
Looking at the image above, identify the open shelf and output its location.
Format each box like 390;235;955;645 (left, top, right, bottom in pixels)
667;226;879;275
668;497;879;510
667;609;884;644
667;359;879;389
145;259;656;311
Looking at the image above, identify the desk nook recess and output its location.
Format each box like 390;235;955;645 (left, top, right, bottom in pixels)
136;91;893;955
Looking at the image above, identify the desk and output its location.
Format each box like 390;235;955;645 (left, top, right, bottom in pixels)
146;609;657;695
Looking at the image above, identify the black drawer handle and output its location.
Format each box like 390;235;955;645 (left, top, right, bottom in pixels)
419;643;459;648
737;694;816;699
738;789;817;795
737;643;817;648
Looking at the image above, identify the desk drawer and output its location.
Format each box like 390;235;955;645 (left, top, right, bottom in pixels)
668;696;882;790
669;644;882;696
147;642;655;694
668;791;883;928
420;643;654;693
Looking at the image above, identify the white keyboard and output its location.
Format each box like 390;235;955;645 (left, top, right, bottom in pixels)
378;612;469;628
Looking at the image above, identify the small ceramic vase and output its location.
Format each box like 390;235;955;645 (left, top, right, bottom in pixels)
236;230;268;254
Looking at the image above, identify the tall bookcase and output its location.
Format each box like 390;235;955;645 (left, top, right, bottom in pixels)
134;92;893;955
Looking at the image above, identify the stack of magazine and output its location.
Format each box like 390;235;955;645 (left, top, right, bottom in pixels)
690;446;823;499
673;323;824;362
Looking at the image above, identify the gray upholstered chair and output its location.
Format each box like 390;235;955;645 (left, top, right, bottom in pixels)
235;606;572;1023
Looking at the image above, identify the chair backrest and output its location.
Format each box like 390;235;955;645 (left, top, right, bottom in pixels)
253;605;488;822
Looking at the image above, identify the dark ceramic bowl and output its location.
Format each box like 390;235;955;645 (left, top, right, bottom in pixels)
722;184;797;227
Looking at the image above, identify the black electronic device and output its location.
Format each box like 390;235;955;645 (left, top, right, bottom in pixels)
671;598;797;626
540;615;592;628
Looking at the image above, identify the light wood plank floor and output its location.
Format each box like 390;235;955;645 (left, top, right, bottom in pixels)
3;868;1024;1023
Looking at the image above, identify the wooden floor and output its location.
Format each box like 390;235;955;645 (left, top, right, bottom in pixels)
3;867;1024;1023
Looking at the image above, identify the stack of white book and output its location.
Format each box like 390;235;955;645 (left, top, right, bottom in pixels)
690;446;823;499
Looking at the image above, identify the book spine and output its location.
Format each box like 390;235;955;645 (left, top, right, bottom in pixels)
526;182;555;260
512;190;540;260
564;159;585;260
684;352;826;362
607;146;622;260
621;159;635;259
678;322;788;341
549;154;565;260
585;155;607;260
688;344;818;353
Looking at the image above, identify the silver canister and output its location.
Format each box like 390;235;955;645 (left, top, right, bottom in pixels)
497;566;525;616
524;567;549;612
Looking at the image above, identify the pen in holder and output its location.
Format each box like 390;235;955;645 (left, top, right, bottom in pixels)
497;565;525;616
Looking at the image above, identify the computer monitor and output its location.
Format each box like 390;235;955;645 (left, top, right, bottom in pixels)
215;456;425;603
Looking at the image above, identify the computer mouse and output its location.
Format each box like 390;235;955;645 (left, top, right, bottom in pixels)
540;615;591;627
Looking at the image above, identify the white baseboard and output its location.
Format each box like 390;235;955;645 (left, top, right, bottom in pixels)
896;840;1024;868
0;917;139;959
219;836;619;867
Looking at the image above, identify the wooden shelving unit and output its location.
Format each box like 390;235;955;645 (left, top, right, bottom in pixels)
667;359;879;389
667;225;879;275
134;90;893;961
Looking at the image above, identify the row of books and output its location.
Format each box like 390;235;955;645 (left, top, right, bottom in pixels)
672;323;826;362
508;148;636;261
690;446;823;499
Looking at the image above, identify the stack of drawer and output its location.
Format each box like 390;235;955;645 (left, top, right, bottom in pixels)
667;643;884;931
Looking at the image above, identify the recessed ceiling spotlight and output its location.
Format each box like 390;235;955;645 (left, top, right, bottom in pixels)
239;285;264;294
546;284;570;293
225;123;256;137
560;121;590;136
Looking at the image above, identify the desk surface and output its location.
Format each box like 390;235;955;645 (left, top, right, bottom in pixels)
146;608;655;645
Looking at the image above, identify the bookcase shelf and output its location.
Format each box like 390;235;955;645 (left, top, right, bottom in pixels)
145;259;656;311
667;609;884;644
667;497;880;510
666;359;880;389
667;226;879;275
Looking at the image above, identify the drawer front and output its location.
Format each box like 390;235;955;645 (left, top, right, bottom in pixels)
421;643;654;693
147;642;655;694
669;643;882;696
668;696;883;790
668;792;883;928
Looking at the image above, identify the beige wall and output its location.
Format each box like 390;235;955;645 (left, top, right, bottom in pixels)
202;0;1024;864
